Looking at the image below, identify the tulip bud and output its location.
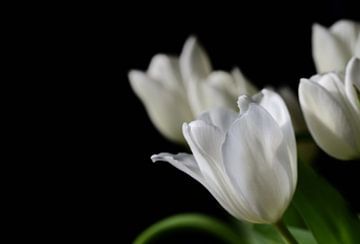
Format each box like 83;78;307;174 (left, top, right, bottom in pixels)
312;20;360;73
299;57;360;160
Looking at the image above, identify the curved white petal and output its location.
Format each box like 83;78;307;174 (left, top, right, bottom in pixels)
129;70;193;143
356;37;360;58
180;36;212;83
299;79;358;159
187;72;236;115
347;57;360;90
151;152;241;218
198;107;238;133
252;89;297;181
182;121;224;175
182;122;253;220
345;57;360;112
231;68;258;95
330;20;360;53
147;54;185;94
317;73;347;97
253;89;294;132
222;104;294;223
151;153;204;183
312;24;350;73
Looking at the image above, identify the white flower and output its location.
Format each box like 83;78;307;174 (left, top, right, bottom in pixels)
299;57;360;160
129;37;256;143
312;19;360;73
152;89;297;224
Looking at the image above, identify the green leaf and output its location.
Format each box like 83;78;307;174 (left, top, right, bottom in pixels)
133;213;246;244
283;203;307;229
293;163;360;244
235;222;316;244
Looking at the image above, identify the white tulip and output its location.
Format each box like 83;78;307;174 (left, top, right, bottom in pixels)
180;37;257;115
129;37;256;143
128;55;193;143
312;19;360;73
152;89;297;224
299;57;360;160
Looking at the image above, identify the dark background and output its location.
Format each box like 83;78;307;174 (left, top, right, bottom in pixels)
93;1;360;243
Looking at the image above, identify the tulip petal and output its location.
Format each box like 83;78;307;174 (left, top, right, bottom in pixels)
150;152;242;218
299;79;358;159
180;36;212;83
182;122;253;220
347;57;360;90
182;121;224;175
330;20;360;53
198;107;238;133
151;153;204;184
147;54;185;94
317;73;347;99
312;24;350;73
356;37;360;58
187;72;236;115
222;104;293;223
345;57;360;112
253;90;295;137
129;70;193;143
252;89;297;182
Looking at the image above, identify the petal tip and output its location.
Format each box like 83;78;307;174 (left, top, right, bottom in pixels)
312;23;324;31
237;95;252;113
150;154;163;163
128;70;143;80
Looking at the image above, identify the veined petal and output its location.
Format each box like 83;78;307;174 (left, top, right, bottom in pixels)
147;54;185;94
129;70;193;143
151;153;204;183
222;104;293;223
198;107;238;133
312;24;350;73
151;152;241;218
299;79;358;159
317;73;360;133
252;89;297;182
182;122;253;220
232;68;258;95
330;20;360;53
182;121;224;175
187;74;236;115
345;57;360;112
356;37;360;58
180;36;212;83
317;73;347;99
253;89;294;131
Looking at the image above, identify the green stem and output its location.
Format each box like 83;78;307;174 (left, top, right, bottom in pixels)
133;213;242;244
274;219;299;244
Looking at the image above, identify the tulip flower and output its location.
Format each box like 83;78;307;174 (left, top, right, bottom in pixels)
129;37;256;143
299;57;360;160
152;89;297;224
312;19;360;73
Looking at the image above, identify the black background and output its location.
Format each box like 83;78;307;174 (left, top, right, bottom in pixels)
82;1;360;243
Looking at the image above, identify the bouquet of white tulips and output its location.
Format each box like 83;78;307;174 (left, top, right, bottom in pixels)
129;20;360;244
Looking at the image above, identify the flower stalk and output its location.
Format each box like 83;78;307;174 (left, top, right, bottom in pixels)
274;219;299;244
